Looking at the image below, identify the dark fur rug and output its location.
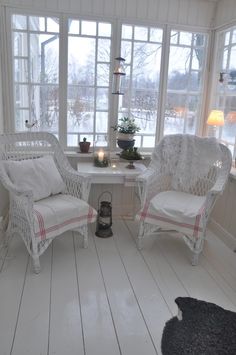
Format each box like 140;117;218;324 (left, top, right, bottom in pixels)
161;297;236;355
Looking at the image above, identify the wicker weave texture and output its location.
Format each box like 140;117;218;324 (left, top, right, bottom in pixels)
136;134;232;264
0;132;94;272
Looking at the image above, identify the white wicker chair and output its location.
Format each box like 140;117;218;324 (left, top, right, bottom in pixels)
136;134;232;265
0;132;97;273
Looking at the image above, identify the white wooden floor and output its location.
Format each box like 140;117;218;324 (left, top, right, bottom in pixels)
0;219;236;355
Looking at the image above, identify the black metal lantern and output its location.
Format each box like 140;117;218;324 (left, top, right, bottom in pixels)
95;191;113;238
112;57;126;95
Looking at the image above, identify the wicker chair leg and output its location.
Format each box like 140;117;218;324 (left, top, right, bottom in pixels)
32;256;41;274
137;223;144;250
191;251;200;266
83;226;88;249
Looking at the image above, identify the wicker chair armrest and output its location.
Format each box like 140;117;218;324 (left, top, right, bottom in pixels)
0;166;33;198
60;167;92;202
207;171;230;196
136;168;157;183
136;169;170;207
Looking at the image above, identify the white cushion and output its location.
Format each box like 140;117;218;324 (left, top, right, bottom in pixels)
33;194;97;240
137;190;206;240
6;155;66;201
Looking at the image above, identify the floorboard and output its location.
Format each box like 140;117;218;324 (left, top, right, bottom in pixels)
1;220;236;355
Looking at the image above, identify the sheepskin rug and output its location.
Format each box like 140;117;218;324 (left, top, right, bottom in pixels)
161;297;236;355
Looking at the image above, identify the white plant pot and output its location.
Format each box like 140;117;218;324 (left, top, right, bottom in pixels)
116;132;134;141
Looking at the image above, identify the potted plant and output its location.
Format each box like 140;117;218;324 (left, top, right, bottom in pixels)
79;137;91;153
112;117;140;150
120;147;142;169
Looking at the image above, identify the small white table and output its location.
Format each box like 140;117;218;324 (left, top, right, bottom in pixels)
77;161;146;218
77;161;146;185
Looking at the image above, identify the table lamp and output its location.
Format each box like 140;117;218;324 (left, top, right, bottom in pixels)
207;110;224;137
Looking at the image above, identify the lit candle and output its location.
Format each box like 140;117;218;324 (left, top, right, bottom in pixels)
98;150;104;162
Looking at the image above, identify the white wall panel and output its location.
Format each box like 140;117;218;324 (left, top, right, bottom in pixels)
136;0;148;20
157;0;169;23
197;0;213;28
178;0;189;25
92;0;103;15
58;0;70;12
126;0;137;19
80;0;93;15
69;0;81;13
102;0;115;17
46;0;58;11
0;0;216;28
114;0;126;18
146;0;159;21
214;0;236;28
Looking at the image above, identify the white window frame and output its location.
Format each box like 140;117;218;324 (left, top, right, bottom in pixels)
3;7;210;152
209;23;236;160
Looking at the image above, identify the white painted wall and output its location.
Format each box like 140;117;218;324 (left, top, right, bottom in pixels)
214;0;236;29
0;0;216;28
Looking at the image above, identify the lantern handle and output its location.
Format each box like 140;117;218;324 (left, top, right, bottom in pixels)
97;191;112;209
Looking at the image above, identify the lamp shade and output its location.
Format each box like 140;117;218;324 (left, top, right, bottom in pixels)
207;110;224;126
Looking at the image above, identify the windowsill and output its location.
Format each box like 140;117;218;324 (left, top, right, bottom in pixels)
65;150;152;159
64;152;236;180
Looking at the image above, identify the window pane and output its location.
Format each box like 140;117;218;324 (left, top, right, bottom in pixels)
29;16;45;31
96;88;109;110
97;64;109;86
98;23;111;37
232;30;236;44
14;59;28;82
179;31;192;46
47;17;59;33
225;31;230;45
12;14;60;135
96;112;108;133
68;37;95;86
143;136;155;148
12;15;27;30
134;26;148;41
214;27;236;152
170;31;178;44
30;34;59;83
122;25;133;39
81;21;96;35
68;19;80;34
15;109;29;131
120;24;163;149
164;31;207;136
150;28;163;43
121;41;132;64
37;85;59;132
14;32;28;56
67;18;112;145
15;84;29;108
97;39;111;62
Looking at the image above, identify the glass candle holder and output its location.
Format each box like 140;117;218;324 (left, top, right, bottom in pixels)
94;149;109;167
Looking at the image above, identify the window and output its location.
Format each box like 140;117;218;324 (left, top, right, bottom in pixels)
213;26;236;159
120;24;163;148
67;19;112;147
164;30;207;136
12;14;59;133
8;11;209;150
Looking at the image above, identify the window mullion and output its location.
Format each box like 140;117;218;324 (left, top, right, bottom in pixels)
58;14;68;148
158;25;170;142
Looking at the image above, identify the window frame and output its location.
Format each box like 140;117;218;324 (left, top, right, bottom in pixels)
210;23;236;160
4;7;210;152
